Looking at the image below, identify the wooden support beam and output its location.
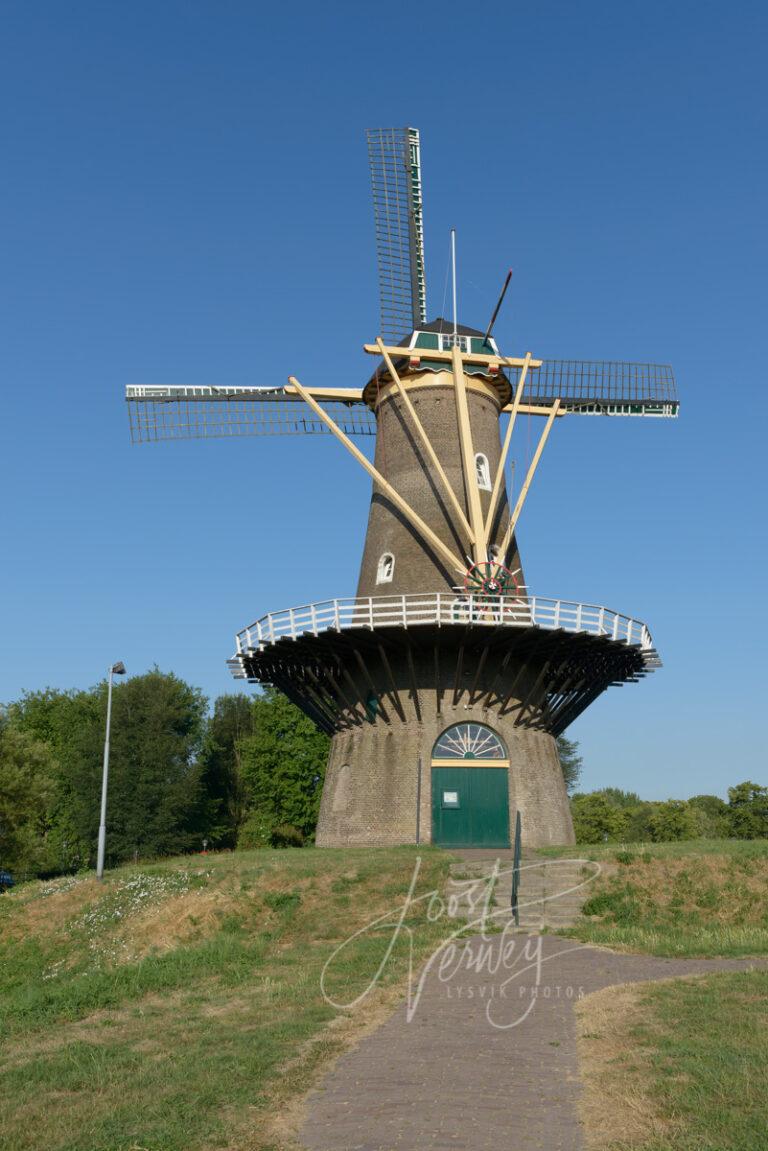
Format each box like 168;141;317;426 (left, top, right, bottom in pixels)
275;674;334;735
324;664;364;725
552;681;606;736
498;660;530;714
483;648;514;710
500;402;566;418
303;668;347;730
514;659;553;727
452;644;465;708
340;662;376;726
284;385;364;403
352;648;390;724
484;351;531;541
451;345;487;564
546;676;589;731
289;375;466;577
377;644;406;722
405;645;422;722
468;645;489;706
496;399;560;564
434;643;442;716
364;343;543;370
376;338;474;545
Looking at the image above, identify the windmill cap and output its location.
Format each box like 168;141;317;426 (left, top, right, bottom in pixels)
363;316;511;408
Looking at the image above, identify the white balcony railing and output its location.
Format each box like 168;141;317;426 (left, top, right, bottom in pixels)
232;593;657;661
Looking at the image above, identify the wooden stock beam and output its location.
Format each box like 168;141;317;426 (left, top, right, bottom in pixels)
496;399;561;564
451;345;487;564
484;351;531;541
288;375;466;576
375;338;474;546
364;343;543;370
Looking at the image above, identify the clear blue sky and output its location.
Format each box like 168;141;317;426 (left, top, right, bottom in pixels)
1;1;766;800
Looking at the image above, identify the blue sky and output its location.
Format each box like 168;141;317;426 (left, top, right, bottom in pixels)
1;1;766;800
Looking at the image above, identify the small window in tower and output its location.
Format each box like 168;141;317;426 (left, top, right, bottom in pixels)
376;552;395;584
441;333;468;352
475;453;491;491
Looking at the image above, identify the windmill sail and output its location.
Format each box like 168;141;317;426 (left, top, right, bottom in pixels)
367;127;427;342
125;357;677;443
125;385;376;443
507;360;678;417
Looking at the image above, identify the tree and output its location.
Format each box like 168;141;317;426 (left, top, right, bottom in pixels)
197;694;253;847
104;670;208;862
11;671;208;868
9;688;100;872
597;787;643;809
728;782;768;839
556;736;583;794
571;792;629;843
647;800;699;842
238;688;329;843
688;794;731;838
0;714;56;874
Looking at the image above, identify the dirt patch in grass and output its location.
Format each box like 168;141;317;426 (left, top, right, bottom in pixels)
111;887;251;960
576;981;678;1148
0;876;101;944
576;971;768;1151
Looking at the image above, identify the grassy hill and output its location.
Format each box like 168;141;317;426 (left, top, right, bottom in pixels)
548;839;768;956
0;846;450;1151
2;839;766;1151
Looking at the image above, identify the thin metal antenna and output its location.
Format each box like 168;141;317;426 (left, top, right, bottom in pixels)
451;228;458;337
484;269;513;344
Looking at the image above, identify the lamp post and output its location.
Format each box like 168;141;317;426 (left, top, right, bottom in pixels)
96;661;126;880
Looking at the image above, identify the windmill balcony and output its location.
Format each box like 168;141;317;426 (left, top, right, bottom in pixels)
229;593;659;668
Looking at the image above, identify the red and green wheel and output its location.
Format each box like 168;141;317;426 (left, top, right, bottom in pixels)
463;561;520;600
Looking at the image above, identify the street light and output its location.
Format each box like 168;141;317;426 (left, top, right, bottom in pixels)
96;661;126;880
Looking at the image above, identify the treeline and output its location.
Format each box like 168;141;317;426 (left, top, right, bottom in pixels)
571;785;768;844
0;671;328;877
3;666;763;874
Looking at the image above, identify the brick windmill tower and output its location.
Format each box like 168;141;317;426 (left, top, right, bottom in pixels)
127;127;678;848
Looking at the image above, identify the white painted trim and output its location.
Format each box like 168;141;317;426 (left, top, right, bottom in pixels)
230;593;659;673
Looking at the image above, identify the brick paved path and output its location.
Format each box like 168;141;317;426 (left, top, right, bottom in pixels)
301;934;766;1151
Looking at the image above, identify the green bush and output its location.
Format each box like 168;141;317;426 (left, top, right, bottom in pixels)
236;808;273;849
582;884;641;925
647;800;700;842
571;793;629;843
269;824;304;848
264;890;302;912
728;782;768;840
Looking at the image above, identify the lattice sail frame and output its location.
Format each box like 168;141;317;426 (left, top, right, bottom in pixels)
367;127;427;343
125;358;678;442
125;386;376;442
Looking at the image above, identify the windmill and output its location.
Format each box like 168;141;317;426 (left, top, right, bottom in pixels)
126;127;677;849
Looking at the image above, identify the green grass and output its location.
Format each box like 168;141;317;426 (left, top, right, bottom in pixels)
551;843;768;957
537;837;768;861
0;846;452;1151
584;971;768;1150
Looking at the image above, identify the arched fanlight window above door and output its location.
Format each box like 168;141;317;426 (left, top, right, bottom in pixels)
475;453;491;491
376;552;395;584
432;723;508;762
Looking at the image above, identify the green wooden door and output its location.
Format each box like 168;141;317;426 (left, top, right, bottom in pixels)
431;767;510;848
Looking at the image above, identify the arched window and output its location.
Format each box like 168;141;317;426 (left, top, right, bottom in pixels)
376;552;395;584
432;723;507;761
475;453;491;491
